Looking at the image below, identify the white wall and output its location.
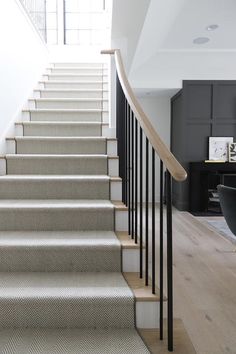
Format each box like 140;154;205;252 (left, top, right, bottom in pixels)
137;96;171;201
111;0;150;74
0;0;49;153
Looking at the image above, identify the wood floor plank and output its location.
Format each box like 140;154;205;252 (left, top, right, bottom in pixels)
165;209;236;354
139;319;196;354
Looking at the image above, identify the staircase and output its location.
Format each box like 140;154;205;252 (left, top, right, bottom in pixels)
0;62;151;353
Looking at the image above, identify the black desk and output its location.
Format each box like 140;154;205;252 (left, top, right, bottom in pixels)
190;162;236;214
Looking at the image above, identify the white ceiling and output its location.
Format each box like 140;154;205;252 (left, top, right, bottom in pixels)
110;0;236;96
163;0;236;50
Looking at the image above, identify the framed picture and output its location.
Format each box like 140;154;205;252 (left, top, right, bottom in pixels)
209;137;233;162
229;143;236;162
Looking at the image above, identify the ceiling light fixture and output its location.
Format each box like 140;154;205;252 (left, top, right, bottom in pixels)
206;24;219;31
193;37;210;45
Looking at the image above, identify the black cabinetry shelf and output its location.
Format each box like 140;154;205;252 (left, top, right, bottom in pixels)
190;162;236;215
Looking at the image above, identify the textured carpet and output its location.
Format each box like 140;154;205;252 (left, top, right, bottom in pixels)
0;329;150;354
0;272;134;328
0;175;110;199
0;231;121;272
0;62;150;353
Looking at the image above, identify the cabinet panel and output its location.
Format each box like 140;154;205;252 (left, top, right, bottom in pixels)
214;83;236;119
212;123;236;137
186;84;212;120
186;123;211;161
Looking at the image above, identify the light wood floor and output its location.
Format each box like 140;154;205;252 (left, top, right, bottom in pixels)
168;210;236;354
139;319;196;354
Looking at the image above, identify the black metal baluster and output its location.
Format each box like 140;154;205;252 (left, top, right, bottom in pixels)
131;112;134;239
152;148;155;294
127;105;131;235
159;160;164;340
166;170;173;352
135;118;138;243
139;127;143;278
124;99;127;205
145;138;149;286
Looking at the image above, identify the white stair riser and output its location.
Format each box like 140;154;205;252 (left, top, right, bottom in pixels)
28;99;108;110
0;207;114;231
24;110;102;122
110;180;122;201
5;156;118;176
122;249;145;272
36;90;108;99
0;160;6;176
107;140;117;156
136;302;159;329
102;125;116;138
17;123;102;137
42;82;108;90
115;210;128;231
108;158;119;177
6;140;15;154
0;179;110;199
14;139;107;155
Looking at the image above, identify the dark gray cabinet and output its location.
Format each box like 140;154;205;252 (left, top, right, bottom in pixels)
171;80;236;211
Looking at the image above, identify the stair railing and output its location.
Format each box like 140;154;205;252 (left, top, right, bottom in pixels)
102;49;187;352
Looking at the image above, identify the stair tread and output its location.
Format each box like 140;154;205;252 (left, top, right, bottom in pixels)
39;80;106;83
0;328;149;354
48;73;105;76
0;231;119;246
0;200;114;208
16;121;104;125
13;137;107;141
0;272;132;297
6;154;108;158
23;108;104;112
37;88;108;91
30;98;107;102
0;175;110;180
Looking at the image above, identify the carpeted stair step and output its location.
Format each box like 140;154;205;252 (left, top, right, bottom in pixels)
44;74;106;82
38;88;107;99
0;328;149;354
0;231;121;272
53;63;104;68
0;272;134;328
6;154;108;175
0;200;114;231
50;67;104;74
29;98;107;109
42;81;105;90
17;122;102;137
14;137;107;155
25;109;103;122
0;175;110;199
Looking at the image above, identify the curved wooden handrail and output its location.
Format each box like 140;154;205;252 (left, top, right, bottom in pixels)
101;49;187;182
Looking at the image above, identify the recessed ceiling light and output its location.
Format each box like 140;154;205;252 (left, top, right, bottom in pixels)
193;37;210;45
206;24;219;31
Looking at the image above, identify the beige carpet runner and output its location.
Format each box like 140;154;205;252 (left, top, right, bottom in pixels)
0;63;150;353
